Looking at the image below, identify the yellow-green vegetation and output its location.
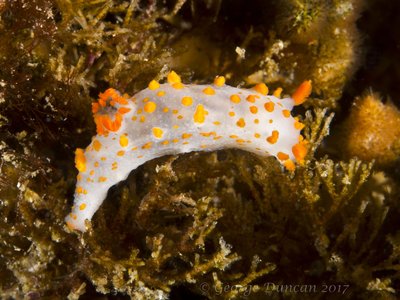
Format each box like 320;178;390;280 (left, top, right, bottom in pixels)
1;0;399;299
338;92;400;166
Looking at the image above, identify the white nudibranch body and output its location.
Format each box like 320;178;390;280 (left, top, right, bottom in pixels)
66;71;311;231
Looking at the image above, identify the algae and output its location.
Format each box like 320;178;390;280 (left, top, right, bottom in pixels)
1;0;400;299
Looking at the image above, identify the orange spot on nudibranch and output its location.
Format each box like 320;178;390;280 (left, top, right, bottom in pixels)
148;80;160;90
249;106;258;114
157;91;166;97
93;140;102;151
266;130;279;144
181;96;193;106
182;133;192;139
117;150;125;156
200;131;216;137
203;87;215;95
152;127;164;139
282;109;291;118
214;76;225;87
142;142;153;149
292;80;312;105
75;148;86;173
98;176;107;182
194;104;207;124
79;203;87;210
254;133;261;138
246;95;258;103
254;83;269;95
144;102;157;113
119;134;129;147
277;152;289;161
167;71;181;84
273;87;283;98
230;94;241;104
228;111;235;117
264;101;275;112
236;118;246;128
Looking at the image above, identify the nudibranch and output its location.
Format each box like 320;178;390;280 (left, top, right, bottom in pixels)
66;71;311;231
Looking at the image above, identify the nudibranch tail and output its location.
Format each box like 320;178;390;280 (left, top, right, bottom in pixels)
66;72;312;231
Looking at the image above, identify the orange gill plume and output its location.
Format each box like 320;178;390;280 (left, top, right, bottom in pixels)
91;88;131;135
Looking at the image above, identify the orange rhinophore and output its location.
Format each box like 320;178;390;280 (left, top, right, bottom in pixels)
292;80;312;105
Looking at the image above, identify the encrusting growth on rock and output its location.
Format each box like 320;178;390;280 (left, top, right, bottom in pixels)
340;92;400;166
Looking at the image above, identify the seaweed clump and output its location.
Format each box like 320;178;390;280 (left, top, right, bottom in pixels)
338;92;400;166
1;0;400;299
